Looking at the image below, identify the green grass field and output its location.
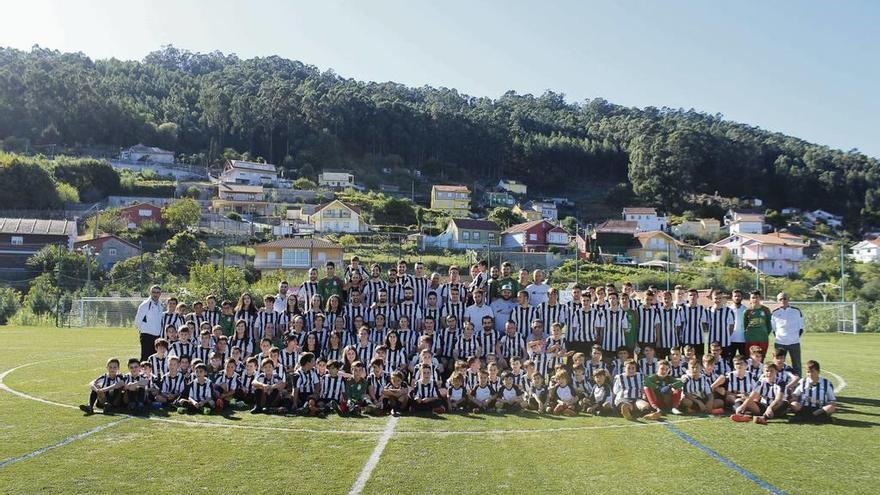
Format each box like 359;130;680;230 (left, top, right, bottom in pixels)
0;326;877;494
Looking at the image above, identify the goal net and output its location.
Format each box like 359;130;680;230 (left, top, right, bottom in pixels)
787;301;858;334
67;297;145;328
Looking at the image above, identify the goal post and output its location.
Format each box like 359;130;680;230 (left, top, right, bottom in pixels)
68;296;145;328
788;301;858;335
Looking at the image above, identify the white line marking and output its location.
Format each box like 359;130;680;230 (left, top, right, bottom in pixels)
827;371;847;393
348;415;398;495
0;417;129;469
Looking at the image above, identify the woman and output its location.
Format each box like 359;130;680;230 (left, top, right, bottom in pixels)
229;319;253;359
234;293;258;332
324;295;344;331
277;295;301;335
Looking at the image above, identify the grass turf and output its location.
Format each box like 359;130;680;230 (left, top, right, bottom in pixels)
0;326;877;494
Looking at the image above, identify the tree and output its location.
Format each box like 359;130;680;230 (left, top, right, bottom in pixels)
83;208;126;237
157;232;210;277
560;216;578;234
293;177;317;190
184;262;247;300
0;157;61;209
162;198;202;232
55;182;79;203
25;245;98;292
488;207;525;230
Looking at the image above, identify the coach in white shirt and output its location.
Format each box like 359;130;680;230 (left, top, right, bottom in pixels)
273;280;290;313
464;289;494;325
525;270;550;306
729;289;749;358
135;284;164;361
771;292;804;375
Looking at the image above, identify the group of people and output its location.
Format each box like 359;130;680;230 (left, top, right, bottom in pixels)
81;258;836;423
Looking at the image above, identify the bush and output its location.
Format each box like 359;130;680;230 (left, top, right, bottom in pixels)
55;182;80;203
338;234;358;247
0;287;22;324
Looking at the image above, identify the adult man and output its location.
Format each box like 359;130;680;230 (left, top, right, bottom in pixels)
729;289;749;358
344;256;369;282
488;262;519;301
135;285;164;361
410;261;430;307
464;288;494;325
490;284;518;333
771;292;804;376
273;281;290;313
298;268;320;307
744;290;773;355
526;269;550;306
318;262;345;304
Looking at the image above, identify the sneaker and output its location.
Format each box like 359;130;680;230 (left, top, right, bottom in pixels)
79;405;94;415
250;406;264;415
643;411;663;421
201;407;211;415
730;413;752;423
671;407;683;416
753;416;768;425
620;405;633;421
710;408;726;415
177;407;187;414
391;408;401;417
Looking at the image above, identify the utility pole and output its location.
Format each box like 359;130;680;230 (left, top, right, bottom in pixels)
139;240;144;289
574;224;579;285
221;241;227;300
840;242;846;302
666;240;671;291
54;244;62;328
82;246;93;297
755;244;761;291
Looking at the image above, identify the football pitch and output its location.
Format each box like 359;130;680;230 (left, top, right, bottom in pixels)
0;327;877;495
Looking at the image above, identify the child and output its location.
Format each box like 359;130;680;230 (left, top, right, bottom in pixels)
123;358;149;413
586;369;613;415
446;371;471;412
140;362;160;408
743;290;772;355
316;360;346;416
469;369;495;413
642;360;684;420
178;363;215;414
526;372;548;414
790;360;836;423
712;356;754;411
382;371;410;416
639;345;658;376
611;347;631;377
545;322;568;372
212;358;240;411
235;357;259;408
463;356;481;390
668;348;687;378
292;352;321;416
733;364;785;424
252;358;287;415
148;339;170;378
80;358;125;414
548;370;578;416
344;361;374;415
170;326;193;358
586;345;607;382
680;360;724;414
772;348;801;398
410;365;446;414
612;359;652;420
571;364;593;410
509;356;527;389
746;346;765;382
494;371;525;412
367;358;390;406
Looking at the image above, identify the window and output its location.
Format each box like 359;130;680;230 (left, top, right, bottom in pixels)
473;231;481;240
488;233;495;240
282;248;309;268
268;251;277;261
11;236;23;245
138;209;152;217
462;231;471;240
529;233;538;241
108;247;117;256
317;252;327;263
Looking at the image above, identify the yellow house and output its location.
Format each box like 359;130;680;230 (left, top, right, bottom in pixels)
430;185;471;217
512;203;542;222
672;218;721;239
308;200;369;233
253;237;344;272
627;231;682;263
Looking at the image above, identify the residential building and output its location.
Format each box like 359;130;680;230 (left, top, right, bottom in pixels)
486;191;515;208
317;170;355;189
497;179;527;196
119;203;165;229
514;201;558;222
805;209;843;229
106;196;178;208
0;218;76;271
253;237;343;272
74;234;141;269
742;197;763;208
591;220;639;256
501;219;570;252
120;144;175;164
728;212;765;235
627;231;682;263
781;207;801;216
308;200;369;233
211;183;272;217
704;232;807;276
430;185;471;217
426;218;500;250
219;160;277;186
851;239;880;263
672;218;721;239
622;207;668;232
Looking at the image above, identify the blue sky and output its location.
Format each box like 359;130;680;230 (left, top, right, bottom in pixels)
5;1;878;157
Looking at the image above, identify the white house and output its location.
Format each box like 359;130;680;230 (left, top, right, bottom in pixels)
424;218;501;250
704;232;807;276
805;209;843;229
728;212;765;234
497;179;527;195
219;160;278;186
851;239;880;263
308;200;369;233
120;144;175;164
622;207;668;232
318;170;355;189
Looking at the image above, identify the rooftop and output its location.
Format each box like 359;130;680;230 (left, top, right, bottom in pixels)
451;218;500;231
623;207;658;215
255;237;342;249
433;184;470;193
0;218;76;236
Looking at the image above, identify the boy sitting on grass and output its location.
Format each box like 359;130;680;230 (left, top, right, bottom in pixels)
80;358;125;415
790;360;837;424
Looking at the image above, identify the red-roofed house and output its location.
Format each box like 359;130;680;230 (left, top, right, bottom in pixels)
74;234;142;269
704;232;807;275
622;207;668;231
119;203;165;229
307;200;369;233
501;220;570;252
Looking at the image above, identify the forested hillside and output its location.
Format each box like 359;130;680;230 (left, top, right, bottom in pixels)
1;46;878;224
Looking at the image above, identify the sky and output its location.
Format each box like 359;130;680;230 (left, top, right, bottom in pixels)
4;0;879;157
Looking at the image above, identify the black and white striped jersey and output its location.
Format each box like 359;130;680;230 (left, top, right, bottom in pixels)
319;374;346;401
159;373;186;396
455;336;480;359
363;279;387;307
794;377;835;407
213;372;239;393
186;311;208;329
253;311;280;340
234;310;257;332
168;341;193;359
586;360;607;380
193;345;213;364
440;301;466;328
94;373;124;389
385;347;408;371
538;303;569;329
636;306;660;344
187;379;214;402
294;368;320;394
162;313;184;337
656;307;682;349
302;311;326;334
437;328;460;358
237;372;257;395
410;380;441;400
438;282;466;305
569;306;601;343
148;354;169;377
478;330;498;359
681;374;712;399
409;277;430;308
393;302;423;330
422;306;442;333
669;361;687;378
499;334;526;361
344;304;368;331
229;337;253;357
355;342;375;364
297;281;319;307
612;372;645;401
679;304;708;345
705;306;735;347
203;308;221;328
753;378;782;402
366;304;392;327
385;284;405;307
725;372;754;394
597;308;629;352
639;357;658;376
279;347;299;371
510;305;541;339
544;336;566;370
367;372;389;396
